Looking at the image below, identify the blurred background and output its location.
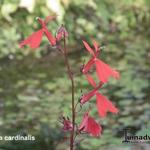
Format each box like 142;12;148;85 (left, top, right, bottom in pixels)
0;0;150;150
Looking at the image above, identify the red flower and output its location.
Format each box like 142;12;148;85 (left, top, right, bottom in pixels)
80;81;103;104
80;75;103;104
80;76;118;117
82;40;120;83
56;24;68;41
20;16;57;49
79;112;102;137
61;117;73;132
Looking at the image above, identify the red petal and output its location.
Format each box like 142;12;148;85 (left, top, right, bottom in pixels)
20;29;43;49
44;27;56;46
56;25;68;41
86;74;97;88
79;112;89;131
92;39;99;52
56;32;63;41
87;116;102;137
36;17;56;46
95;59;120;83
79;112;102;137
80;89;96;104
82;57;95;74
44;15;57;24
36;17;45;27
62;117;73;132
82;40;95;56
96;93;119;117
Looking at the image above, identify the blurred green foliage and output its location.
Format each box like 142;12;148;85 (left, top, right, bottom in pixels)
0;0;150;149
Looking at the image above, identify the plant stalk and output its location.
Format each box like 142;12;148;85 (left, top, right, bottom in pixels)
63;38;75;150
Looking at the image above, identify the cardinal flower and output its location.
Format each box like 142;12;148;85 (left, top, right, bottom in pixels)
56;24;68;41
82;40;120;83
80;75;118;117
61;116;73;132
20;15;57;49
79;112;102;137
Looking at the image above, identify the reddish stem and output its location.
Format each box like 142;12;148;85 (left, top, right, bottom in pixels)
63;38;75;150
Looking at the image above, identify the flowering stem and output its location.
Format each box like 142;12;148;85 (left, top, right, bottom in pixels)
63;38;75;150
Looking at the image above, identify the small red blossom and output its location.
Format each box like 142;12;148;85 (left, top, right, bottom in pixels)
82;40;120;83
61;117;73;132
80;77;118;117
79;112;102;137
80;81;103;104
56;24;68;42
20;16;57;49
